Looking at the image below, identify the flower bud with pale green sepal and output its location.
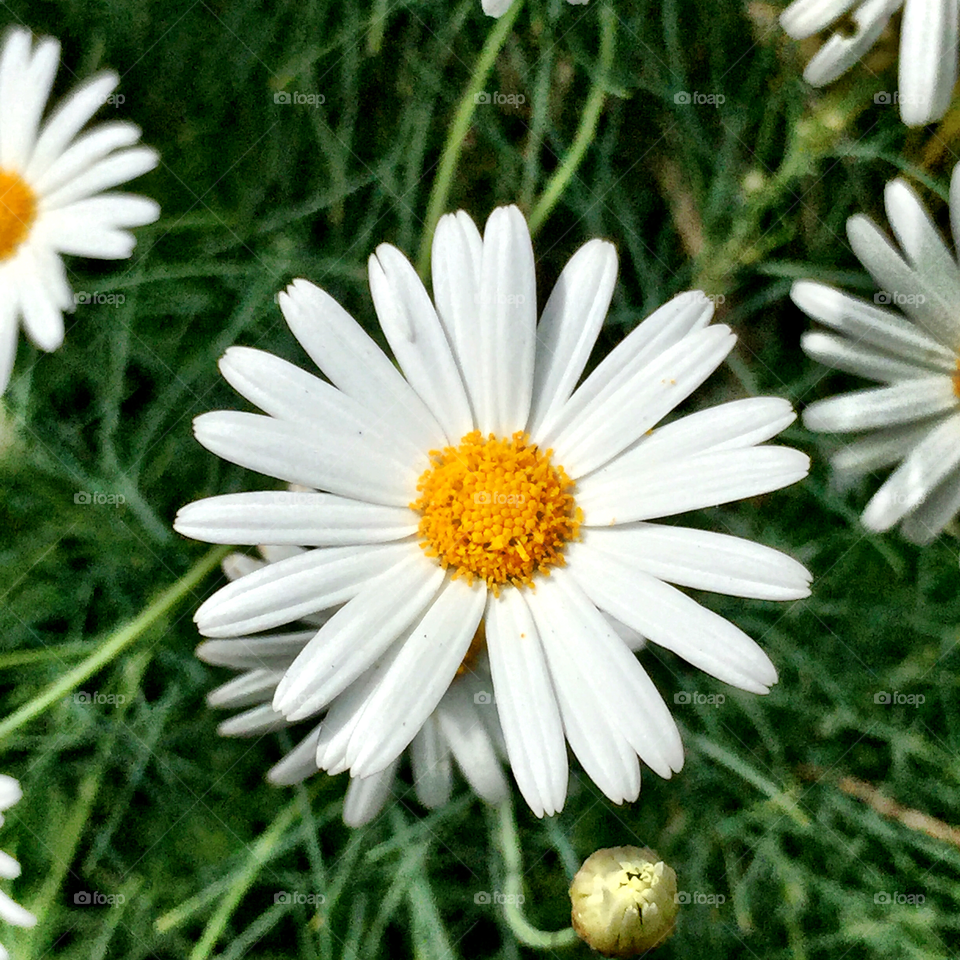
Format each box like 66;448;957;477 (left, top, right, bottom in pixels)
569;846;678;957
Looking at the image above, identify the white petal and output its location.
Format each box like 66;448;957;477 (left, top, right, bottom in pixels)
4;33;59;171
607;397;797;469
898;0;958;126
801;0;901;87
193;411;418;507
0;888;36;928
485;587;568;817
0;850;20;880
176;491;417;546
829;420;939;476
780;0;859;38
368;244;473;442
274;553;446;719
32;122;142;196
217;345;426;468
884;179;960;306
483;0;517;16
526;568;684;778
579;524;811;600
535;290;713;445
0;296;18;395
14;247;63;352
410;715;452;809
217;704;290;736
535;612;641;805
527;239;618;437
27;72;119;179
568;544;778;693
476;206;537;435
40;147;158;209
803;378;957;432
343;762;399;827
435;682;509;805
951;162;960;254
431;210;483;423
196;632;315;670
267;725;323;785
847;214;960;350
195;542;409;637
0;776;22;810
790;281;954;371
551;325;736;478
278;279;444;453
898;461;960;542
578;446;810;525
206;669;284;709
344;576;487;776
801;330;936;383
861;413;960;530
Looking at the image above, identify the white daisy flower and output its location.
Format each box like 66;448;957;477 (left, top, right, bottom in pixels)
779;0;958;126
0;774;37;959
794;167;960;543
0;26;160;395
198;546;511;827
175;205;811;817
484;0;589;18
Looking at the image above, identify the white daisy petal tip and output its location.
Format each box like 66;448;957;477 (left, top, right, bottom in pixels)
0;773;35;931
0;29;158;396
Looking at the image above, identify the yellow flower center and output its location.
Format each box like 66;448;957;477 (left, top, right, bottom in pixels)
412;430;582;595
0;170;36;261
954;359;960;399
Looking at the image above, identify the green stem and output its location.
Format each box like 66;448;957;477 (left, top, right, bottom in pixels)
415;0;524;279
0;545;230;744
494;799;578;949
527;0;616;237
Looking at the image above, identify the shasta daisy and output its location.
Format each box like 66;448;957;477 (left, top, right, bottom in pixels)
176;205;812;816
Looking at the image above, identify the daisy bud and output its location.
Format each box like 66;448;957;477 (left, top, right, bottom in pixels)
569;846;678;957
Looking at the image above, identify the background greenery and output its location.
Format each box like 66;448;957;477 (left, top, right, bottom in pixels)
1;0;959;957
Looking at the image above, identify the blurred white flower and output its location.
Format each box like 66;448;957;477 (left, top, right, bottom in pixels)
0;26;159;395
780;0;958;126
794;165;960;542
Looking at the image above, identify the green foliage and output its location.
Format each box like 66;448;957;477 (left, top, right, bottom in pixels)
1;0;959;957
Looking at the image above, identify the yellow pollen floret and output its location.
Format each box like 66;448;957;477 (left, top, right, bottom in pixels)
954;358;960;399
412;430;582;594
0;170;37;261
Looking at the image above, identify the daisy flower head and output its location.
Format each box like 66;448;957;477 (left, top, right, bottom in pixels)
175;205;812;818
0;774;37;959
198;545;510;827
779;0;958;126
794;165;960;543
0;26;160;395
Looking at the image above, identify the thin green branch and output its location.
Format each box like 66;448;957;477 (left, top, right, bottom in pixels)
494;799;578;949
416;0;524;279
527;0;617;237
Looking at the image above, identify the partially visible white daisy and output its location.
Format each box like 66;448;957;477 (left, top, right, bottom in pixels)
0;775;36;960
779;0;958;126
175;205;811;818
200;546;511;827
483;0;588;18
0;26;160;395
794;166;960;543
